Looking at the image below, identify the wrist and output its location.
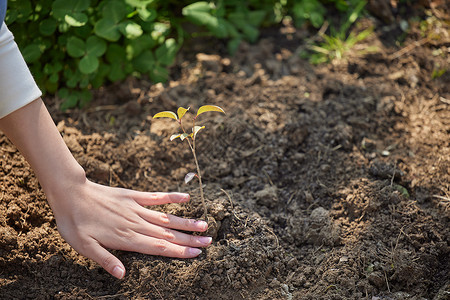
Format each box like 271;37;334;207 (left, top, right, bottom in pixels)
41;163;87;205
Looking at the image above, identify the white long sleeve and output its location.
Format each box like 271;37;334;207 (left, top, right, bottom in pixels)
0;22;42;118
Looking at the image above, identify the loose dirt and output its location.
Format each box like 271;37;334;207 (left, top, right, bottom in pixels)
1;6;449;300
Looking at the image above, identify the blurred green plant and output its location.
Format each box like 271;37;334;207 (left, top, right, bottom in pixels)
6;0;371;109
7;0;179;110
431;66;446;79
306;0;377;64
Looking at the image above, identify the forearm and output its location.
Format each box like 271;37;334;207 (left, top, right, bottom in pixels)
0;98;86;203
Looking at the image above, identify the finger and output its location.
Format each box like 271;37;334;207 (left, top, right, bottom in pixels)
83;242;126;279
135;223;212;248
126;235;203;258
130;191;190;206
138;209;208;232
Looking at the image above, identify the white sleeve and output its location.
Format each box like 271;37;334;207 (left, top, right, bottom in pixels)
0;22;42;119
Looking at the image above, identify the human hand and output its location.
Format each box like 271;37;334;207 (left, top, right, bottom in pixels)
47;179;211;279
0;99;210;279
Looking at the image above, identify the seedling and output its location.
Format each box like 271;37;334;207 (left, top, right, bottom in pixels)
153;105;225;219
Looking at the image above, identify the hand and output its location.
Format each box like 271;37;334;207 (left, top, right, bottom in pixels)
0;98;210;279
48;179;211;279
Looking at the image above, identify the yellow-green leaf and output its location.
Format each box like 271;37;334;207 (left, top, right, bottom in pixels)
153;111;178;120
180;133;190;141
196;105;225;118
177;107;190;120
170;134;182;141
193;125;205;139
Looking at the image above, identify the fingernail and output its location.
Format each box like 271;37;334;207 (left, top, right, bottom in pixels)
196;221;208;230
112;266;125;279
189;248;202;256
198;236;212;245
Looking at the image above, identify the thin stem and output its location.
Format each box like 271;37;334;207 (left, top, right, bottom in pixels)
180;119;207;219
192;145;207;219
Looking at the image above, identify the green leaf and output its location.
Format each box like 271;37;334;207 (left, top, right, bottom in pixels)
153;111;178;120
108;62;125;82
94;18;121;41
79;55;99;74
196;105;225;118
79;74;90;88
119;21;143;39
86;36;107;57
228;14;259;42
73;23;93;39
64;13;88;27
132;50;155;73
310;11;324;28
182;2;227;38
106;44;126;63
79;89;93;107
137;7;157;22
150;22;171;39
102;0;127;22
155;38;178;66
182;2;211;16
9;1;33;23
177;107;190;120
64;68;82;88
58;88;80;111
52;0;90;25
39;18;57;36
67;37;86;58
127;35;157;59
49;73;59;83
248;11;266;27
22;44;42;63
91;63;111;87
125;0;155;8
149;64;169;83
393;184;410;198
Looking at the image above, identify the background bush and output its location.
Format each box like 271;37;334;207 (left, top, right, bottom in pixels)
6;0;366;109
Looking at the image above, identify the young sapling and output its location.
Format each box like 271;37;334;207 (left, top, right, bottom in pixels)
153;105;225;219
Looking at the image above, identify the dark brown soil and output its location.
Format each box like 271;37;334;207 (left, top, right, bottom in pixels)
1;7;449;300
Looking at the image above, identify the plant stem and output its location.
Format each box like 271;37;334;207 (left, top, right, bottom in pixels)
186;139;207;219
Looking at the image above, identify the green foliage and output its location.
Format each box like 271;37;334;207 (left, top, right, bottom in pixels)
6;0;179;109
6;0;369;109
306;0;377;64
431;67;446;80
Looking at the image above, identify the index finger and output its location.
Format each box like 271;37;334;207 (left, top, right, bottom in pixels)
129;191;190;206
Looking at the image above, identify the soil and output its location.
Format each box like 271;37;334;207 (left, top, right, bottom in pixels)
1;6;449;300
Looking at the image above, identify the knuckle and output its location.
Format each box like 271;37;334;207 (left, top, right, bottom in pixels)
162;229;175;240
184;218;194;228
117;228;133;240
160;213;170;224
189;234;197;245
155;239;169;255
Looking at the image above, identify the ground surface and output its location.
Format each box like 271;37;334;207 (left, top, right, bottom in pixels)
1;6;449;300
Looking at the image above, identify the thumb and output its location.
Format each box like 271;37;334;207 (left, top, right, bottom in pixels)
85;243;126;279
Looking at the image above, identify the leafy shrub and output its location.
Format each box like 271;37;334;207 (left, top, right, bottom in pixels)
6;0;367;109
7;0;180;109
